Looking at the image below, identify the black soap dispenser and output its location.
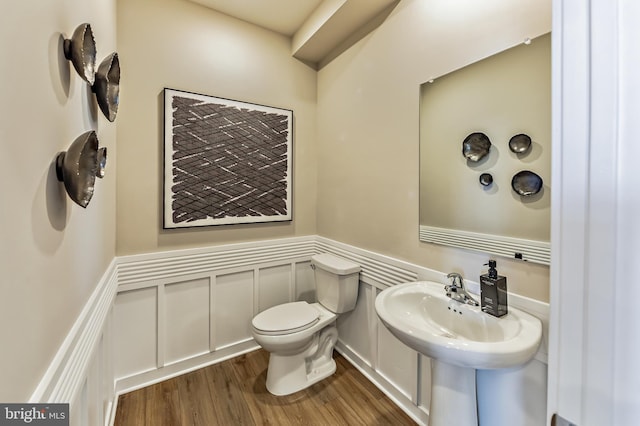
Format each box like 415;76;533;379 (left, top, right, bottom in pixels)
480;260;508;317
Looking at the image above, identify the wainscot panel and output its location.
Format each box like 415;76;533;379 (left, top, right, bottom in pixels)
376;311;419;401
336;284;376;364
113;287;157;379
214;271;255;350
165;278;210;364
258;264;292;312
419;355;433;411
295;261;315;302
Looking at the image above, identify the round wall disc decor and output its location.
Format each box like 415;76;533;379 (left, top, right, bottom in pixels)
511;170;543;196
479;173;493;186
462;132;491;162
509;133;532;154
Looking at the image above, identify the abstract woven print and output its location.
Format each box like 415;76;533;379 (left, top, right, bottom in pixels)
166;92;291;227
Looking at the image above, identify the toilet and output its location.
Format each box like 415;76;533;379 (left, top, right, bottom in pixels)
251;253;361;396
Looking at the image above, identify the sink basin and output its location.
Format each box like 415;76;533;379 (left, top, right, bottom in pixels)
376;280;543;425
375;280;542;369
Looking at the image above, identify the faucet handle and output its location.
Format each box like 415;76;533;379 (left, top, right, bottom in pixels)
446;272;464;286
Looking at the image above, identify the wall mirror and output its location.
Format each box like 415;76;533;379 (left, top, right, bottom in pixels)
419;33;551;265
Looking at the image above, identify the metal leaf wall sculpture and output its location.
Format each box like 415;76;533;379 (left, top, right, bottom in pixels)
55;131;106;208
92;52;120;122
63;23;97;85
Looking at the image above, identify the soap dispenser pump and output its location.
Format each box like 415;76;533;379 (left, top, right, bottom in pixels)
480;260;508;317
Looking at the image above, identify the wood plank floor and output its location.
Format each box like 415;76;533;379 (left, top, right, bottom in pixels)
114;349;417;425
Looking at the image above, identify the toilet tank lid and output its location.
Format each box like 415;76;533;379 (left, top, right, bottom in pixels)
311;253;360;275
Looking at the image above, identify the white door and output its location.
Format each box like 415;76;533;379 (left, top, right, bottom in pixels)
548;0;640;425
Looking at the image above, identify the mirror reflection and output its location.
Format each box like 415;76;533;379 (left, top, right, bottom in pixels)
419;33;551;264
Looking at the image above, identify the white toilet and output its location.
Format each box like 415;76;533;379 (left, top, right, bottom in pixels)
251;253;361;396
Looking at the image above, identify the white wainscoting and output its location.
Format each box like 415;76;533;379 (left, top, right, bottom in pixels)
29;260;118;426
113;257;317;392
32;236;549;426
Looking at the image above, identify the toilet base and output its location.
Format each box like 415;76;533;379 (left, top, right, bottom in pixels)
266;354;336;396
265;326;338;396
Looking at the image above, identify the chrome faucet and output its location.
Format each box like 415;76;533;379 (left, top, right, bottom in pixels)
445;273;479;306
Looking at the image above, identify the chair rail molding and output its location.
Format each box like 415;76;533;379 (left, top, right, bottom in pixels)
420;225;551;265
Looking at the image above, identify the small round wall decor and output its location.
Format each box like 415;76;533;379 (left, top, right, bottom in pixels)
508;133;532;154
462;132;491;162
511;170;543;196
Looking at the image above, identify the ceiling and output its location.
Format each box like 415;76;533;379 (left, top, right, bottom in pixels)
188;0;399;67
189;0;323;36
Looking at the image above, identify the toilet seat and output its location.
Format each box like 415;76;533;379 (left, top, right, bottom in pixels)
252;301;320;336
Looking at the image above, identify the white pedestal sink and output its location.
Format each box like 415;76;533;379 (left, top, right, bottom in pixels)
375;281;542;426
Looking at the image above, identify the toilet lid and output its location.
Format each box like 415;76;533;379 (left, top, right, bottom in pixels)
252;302;320;335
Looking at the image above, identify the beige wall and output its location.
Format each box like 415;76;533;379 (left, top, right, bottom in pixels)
118;0;552;299
0;0;117;400
116;0;318;255
317;0;552;301
420;33;551;241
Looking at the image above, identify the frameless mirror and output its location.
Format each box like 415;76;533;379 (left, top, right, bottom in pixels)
419;33;551;264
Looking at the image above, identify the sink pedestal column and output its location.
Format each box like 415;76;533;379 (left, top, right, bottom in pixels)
429;360;477;426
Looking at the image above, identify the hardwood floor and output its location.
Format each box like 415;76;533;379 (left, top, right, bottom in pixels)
114;349;417;425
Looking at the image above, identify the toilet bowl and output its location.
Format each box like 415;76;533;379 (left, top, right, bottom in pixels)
251;253;360;396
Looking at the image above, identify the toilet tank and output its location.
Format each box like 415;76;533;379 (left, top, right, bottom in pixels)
311;253;360;313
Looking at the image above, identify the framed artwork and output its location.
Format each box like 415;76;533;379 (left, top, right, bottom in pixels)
163;88;293;228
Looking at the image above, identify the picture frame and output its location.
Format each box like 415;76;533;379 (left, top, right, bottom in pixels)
163;88;293;228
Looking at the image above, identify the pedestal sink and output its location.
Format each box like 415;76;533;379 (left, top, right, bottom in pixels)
375;281;542;426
